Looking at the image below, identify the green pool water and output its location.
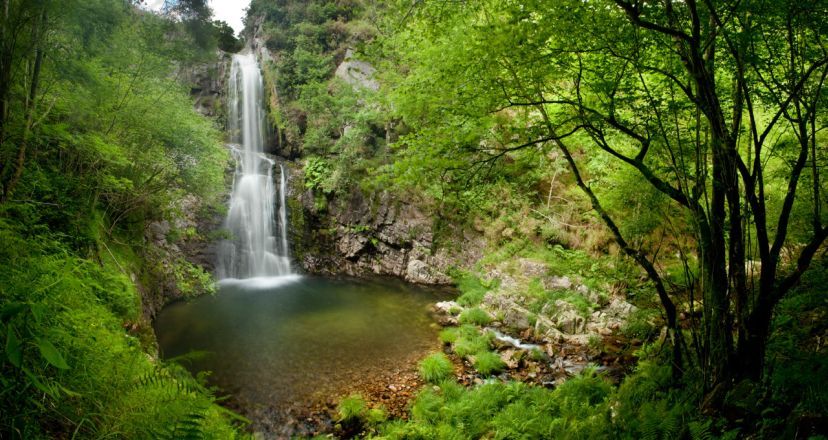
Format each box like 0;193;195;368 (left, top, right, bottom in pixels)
154;276;447;419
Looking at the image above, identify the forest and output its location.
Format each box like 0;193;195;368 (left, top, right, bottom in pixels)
1;0;826;439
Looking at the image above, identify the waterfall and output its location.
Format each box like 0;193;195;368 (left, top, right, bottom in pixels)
217;53;293;280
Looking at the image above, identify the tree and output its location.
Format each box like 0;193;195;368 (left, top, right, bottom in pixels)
383;0;827;396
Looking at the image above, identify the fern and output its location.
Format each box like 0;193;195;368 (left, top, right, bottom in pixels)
689;420;714;440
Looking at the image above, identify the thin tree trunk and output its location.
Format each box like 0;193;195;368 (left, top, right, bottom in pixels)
1;6;45;202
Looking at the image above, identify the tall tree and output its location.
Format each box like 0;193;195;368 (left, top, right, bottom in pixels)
384;0;827;395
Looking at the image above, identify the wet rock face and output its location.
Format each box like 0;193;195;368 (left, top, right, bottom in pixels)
183;51;231;119
141;195;225;320
286;169;477;284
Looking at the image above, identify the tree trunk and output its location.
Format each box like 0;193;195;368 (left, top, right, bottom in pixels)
735;296;773;381
1;6;45;202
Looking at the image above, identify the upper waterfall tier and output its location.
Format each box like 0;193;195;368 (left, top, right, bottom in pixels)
216;54;293;279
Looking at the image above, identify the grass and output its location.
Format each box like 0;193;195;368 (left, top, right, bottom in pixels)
337;394;387;435
455;273;495;307
458;307;493;326
622;308;660;340
439;327;460;344
452;325;494;357
473;351;506;376
419;353;454;383
338;395;369;423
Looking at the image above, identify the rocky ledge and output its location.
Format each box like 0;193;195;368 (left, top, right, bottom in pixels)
286;169;484;284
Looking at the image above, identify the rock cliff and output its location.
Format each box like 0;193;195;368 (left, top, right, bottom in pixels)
284;162;482;284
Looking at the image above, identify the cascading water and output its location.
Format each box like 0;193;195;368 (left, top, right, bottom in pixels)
217;53;294;280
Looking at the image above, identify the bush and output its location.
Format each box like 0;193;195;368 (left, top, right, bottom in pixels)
419;353;454;383
458;307;493;326
472;351;506;376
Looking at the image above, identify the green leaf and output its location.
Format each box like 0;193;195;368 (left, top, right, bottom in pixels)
30;304;46;324
22;367;58;398
5;326;22;367
0;302;27;320
35;337;69;370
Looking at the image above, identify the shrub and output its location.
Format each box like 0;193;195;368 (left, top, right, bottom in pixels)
458;307;493;326
473;351;506;376
419;353;454;383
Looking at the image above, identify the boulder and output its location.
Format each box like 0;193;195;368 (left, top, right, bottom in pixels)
406;259;449;284
335;49;379;91
518;258;548;278
546;276;573;290
337;233;368;259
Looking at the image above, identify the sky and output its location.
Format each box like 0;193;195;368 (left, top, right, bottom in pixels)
144;0;250;36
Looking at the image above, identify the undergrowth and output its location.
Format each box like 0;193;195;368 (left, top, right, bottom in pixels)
0;219;247;439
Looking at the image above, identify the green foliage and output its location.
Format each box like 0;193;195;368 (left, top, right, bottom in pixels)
338;393;387;435
418;353;454;383
171;258;217;297
458;307;492;326
451;325;494;358
213;20;243;52
454;273;494;307
250;0;391;196
622;308;660;341
472;351;505;376
0;221;246;438
372;370;614;439
0;2;240;438
304;155;334;192
439;327;459;345
338;394;369;423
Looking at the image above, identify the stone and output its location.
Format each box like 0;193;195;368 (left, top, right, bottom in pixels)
335;49;380;91
337;233;368;259
546;276;573;290
499;349;520;369
434;301;461;315
148;220;171;242
518;258;548;278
